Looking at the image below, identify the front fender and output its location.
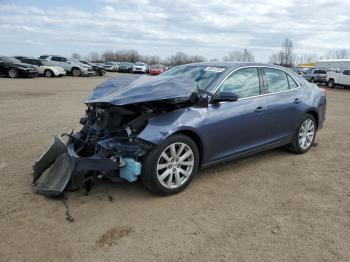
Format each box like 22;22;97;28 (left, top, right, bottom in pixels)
137;107;207;145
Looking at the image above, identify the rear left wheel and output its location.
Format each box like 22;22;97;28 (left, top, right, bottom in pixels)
288;114;316;154
142;134;199;196
72;68;81;77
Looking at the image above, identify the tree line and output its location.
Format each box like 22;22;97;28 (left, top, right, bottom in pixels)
71;42;349;67
269;38;349;67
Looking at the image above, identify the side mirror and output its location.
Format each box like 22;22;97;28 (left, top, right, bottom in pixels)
211;92;239;103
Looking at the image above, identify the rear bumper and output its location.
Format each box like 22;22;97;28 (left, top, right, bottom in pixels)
318;97;327;130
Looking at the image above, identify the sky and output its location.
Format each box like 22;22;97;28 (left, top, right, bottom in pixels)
0;0;349;62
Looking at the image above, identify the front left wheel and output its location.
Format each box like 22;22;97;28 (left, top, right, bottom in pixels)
142;134;199;196
8;68;18;78
44;69;53;77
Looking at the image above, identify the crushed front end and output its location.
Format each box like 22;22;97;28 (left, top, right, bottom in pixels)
32;75;200;198
32;105;153;198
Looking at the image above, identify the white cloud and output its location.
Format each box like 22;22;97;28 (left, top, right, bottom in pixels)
0;0;349;61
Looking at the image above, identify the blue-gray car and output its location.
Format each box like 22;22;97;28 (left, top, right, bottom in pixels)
32;62;327;197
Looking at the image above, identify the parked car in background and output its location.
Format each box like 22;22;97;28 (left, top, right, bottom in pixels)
327;69;350;88
15;57;66;77
0;56;37;78
118;62;134;73
102;62;119;72
149;64;167;75
132;62;149;74
79;60;106;76
39;55;94;76
301;68;327;84
33;62;326;197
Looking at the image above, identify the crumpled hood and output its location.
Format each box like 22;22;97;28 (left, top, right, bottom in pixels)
84;75;199;106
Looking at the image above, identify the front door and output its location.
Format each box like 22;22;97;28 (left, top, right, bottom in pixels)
202;67;268;163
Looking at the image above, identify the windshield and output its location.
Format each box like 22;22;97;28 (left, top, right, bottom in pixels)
40;60;50;66
304;68;314;74
135;62;144;66
1;56;21;63
161;65;226;90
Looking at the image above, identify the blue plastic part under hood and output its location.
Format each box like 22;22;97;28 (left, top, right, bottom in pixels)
84;75;199;106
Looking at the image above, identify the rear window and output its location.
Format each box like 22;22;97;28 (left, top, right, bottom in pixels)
287;75;298;89
264;68;289;93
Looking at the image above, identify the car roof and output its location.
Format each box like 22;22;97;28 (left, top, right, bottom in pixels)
185;61;282;69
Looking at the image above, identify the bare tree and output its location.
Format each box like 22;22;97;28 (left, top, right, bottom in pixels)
324;49;349;59
294;53;319;65
223;49;255;62
281;38;293;66
101;50;115;61
269;38;294;67
162;52;206;66
71;53;81;60
86;51;100;62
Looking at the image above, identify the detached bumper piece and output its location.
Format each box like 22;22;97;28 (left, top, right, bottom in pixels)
32;136;119;198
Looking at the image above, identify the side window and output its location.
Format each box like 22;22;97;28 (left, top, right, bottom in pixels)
343;70;350;75
264;68;289;93
51;56;60;61
287;75;298;89
60;57;68;62
319;70;326;74
218;68;260;99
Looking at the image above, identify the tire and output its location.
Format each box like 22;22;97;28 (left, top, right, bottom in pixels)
8;68;18;78
142;134;199;196
287;114;317;154
72;68;81;77
328;79;335;88
44;69;53;77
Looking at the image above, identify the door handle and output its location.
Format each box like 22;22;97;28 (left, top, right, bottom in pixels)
255;106;264;113
294;98;301;104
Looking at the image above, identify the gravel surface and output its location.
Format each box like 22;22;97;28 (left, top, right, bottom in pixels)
0;74;349;262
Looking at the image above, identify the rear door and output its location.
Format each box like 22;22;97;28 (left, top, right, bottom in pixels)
262;67;302;143
51;56;68;71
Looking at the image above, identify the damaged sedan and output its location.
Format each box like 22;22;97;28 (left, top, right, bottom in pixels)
32;62;326;197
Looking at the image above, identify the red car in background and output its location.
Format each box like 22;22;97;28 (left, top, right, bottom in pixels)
149;64;167;75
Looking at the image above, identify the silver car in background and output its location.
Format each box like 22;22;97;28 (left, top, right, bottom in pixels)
132;62;149;74
39;55;94;76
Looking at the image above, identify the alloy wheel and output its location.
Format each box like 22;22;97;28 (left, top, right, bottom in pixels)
45;70;52;77
8;69;18;78
298;119;315;150
156;142;194;189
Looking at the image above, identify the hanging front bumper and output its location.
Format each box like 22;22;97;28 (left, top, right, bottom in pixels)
32;135;120;198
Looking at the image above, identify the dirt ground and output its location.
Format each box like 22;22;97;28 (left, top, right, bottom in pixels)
0;73;349;262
